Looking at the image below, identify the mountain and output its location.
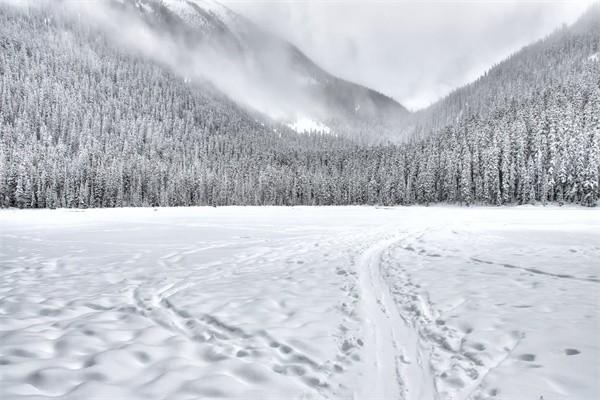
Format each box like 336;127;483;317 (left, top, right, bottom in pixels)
0;1;597;209
107;0;409;140
395;3;600;205
400;3;600;139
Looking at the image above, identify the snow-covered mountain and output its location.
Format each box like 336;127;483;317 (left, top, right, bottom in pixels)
0;1;598;209
110;0;408;138
400;3;600;139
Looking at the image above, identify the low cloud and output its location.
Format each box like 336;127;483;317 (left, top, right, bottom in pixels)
225;0;594;110
5;0;320;122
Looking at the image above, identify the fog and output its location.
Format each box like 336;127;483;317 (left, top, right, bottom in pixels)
41;0;320;122
3;0;593;120
226;0;595;110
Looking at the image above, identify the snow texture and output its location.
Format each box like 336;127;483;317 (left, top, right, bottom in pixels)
0;206;598;400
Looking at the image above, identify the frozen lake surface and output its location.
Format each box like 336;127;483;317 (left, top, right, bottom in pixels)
1;206;598;400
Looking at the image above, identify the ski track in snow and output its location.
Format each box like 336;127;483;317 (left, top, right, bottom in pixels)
354;232;436;400
0;206;598;400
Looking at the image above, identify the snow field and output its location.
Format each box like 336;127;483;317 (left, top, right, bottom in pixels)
0;206;598;399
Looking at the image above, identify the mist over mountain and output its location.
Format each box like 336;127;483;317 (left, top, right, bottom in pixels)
0;0;598;208
69;0;408;141
401;3;600;139
227;0;595;111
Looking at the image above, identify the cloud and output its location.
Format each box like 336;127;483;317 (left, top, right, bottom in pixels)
225;0;595;110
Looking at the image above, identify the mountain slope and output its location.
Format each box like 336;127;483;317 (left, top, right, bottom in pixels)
0;2;597;208
112;0;409;140
401;3;600;139
396;4;600;205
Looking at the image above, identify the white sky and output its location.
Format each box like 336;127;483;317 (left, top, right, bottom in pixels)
224;0;595;110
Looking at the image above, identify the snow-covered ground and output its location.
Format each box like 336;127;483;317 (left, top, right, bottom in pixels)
0;206;598;400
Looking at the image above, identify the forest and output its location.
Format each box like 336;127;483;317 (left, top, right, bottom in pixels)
0;5;598;208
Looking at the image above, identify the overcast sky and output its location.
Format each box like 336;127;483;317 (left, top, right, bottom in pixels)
224;0;594;110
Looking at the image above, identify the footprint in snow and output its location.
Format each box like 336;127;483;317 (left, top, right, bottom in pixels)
518;353;536;362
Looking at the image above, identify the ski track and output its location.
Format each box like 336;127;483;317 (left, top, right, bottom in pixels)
470;257;600;284
375;234;526;400
354;232;437;400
